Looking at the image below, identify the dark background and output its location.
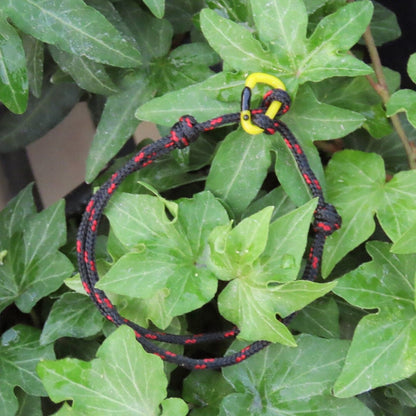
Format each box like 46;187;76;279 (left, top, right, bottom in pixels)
377;0;416;89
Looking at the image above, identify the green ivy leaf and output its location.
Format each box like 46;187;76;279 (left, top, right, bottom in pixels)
148;42;217;95
311;69;401;138
223;206;272;265
208;207;274;280
219;279;335;343
304;0;329;15
206;130;272;218
38;325;187;415
312;66;400;102
15;389;42;416
143;0;165;18
284;85;365;142
344;116;414;174
251;198;319;284
84;0;140;53
359;389;411;416
160;398;188;416
0;190;73;313
24;201;67;261
40;293;105;345
209;199;317;285
386;89;416;129
0;80;80;152
367;2;401;46
250;0;307;71
165;0;204;34
114;290;173;330
175;190;229;257
243;186;297;222
99;250;179;300
385;379;416;408
220;335;373;416
104;192;178;248
0;184;36;248
22;34;44;98
200;8;279;73
116;1;215;95
49;46;119;96
361;104;393;138
391;221;416;254
377;170;416;241
302;0;373;82
0;325;55;416
333;241;416;398
408;53;416;84
199;1;372;87
211;199;335;342
115;1;172;63
136;72;242;125
385;54;416;128
98;191;228;328
182;370;234;416
290;297;341;339
323;150;416;277
5;0;142;68
85;71;154;183
0;17;28;114
206;0;254;24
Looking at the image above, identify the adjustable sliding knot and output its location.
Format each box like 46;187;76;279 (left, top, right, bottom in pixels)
261;89;291;116
313;202;342;236
249;89;291;135
251;112;279;135
170;115;200;149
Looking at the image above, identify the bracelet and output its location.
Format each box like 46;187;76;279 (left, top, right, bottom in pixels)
77;73;341;370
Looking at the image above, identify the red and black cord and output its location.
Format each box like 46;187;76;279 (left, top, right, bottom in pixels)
77;88;341;370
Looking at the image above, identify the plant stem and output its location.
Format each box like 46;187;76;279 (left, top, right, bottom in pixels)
30;309;41;328
362;23;416;169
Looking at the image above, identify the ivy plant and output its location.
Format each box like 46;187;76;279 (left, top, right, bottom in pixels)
1;0;416;415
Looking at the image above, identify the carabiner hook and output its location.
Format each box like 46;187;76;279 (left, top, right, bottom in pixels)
240;73;286;135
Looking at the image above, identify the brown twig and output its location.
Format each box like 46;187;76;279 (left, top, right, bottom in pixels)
347;0;416;168
362;19;416;169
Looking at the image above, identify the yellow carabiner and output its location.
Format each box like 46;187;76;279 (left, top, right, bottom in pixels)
240;73;286;135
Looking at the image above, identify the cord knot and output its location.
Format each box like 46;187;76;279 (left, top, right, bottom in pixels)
313;202;342;236
170;115;200;149
250;89;291;135
251;113;278;135
262;89;291;115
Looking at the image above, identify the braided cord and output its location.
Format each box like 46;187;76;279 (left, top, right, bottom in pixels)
77;89;341;370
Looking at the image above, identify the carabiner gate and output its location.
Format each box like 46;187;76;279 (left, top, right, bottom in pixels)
240;73;286;135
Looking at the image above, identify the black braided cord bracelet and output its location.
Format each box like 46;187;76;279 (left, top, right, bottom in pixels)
77;73;341;370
